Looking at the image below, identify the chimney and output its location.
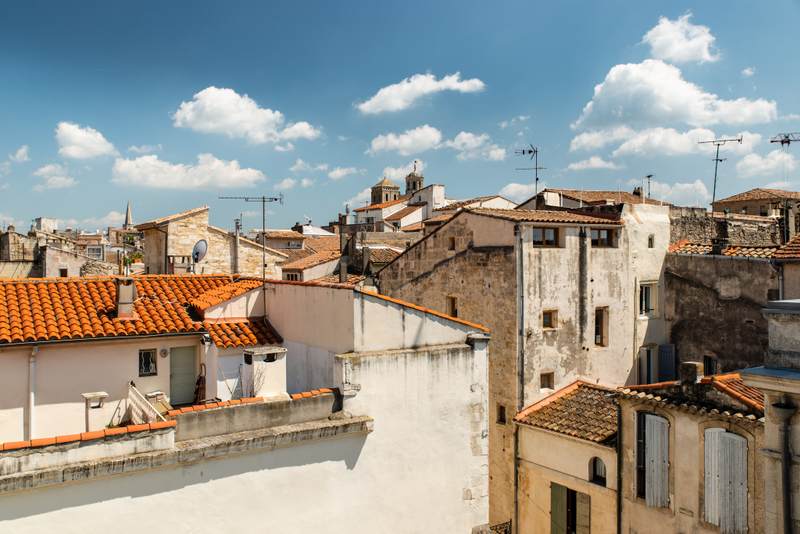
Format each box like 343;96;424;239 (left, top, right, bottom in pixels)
233;218;241;274
338;213;348;283
711;237;728;255
679;361;702;386
632;186;643;198
116;277;138;319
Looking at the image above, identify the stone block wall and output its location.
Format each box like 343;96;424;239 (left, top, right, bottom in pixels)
665;253;777;370
377;217;518;527
670;207;780;246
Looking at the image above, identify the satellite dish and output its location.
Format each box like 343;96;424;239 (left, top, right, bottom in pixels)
192;239;208;263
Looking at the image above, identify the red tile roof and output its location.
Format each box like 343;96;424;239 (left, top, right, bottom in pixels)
204;319;282;348
536;188;668;206
0;275;278;348
384;205;423;222
281;249;341;271
713;188;800;204
400;222;424;232
435;195;511;211
774;234;800;260
467;208;623;225
261;230;306;240
353;195;409;212
700;372;764;412
515;381;618;444
190;279;264;311
1;420;176;452
668;240;778;258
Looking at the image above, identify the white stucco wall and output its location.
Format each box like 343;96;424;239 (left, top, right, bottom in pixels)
0;337;201;441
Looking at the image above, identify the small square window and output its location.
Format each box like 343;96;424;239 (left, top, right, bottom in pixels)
595;307;608;346
591;229;614;248
531;227;558;247
647;234;655;249
138;349;157;377
639;283;658;317
496;403;507;424
59;268;68;277
543;309;558;329
448;236;456;251
540;372;554;390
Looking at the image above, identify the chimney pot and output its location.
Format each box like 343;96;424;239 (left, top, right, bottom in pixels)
116;277;138;319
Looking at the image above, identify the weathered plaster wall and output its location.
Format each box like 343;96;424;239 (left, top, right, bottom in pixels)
42;247;116;278
517;425;617;533
338;340;488;532
664;254;776;370
619;399;764;534
376;214;518;527
670;207;780;246
0;336;201;441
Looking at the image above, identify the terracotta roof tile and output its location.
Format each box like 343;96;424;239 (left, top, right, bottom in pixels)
515;381;618;444
435;195;509;211
0;275;281;349
353;195;409;212
367;248;401;264
260;230;306;240
384;205;423;222
467;208;623;225
282;249;341;271
204;319;282;348
774;234;800;260
714;188;800;204
669;240;778;258
700;372;764;412
190;279;263;311
400;222;424;232
537;188;668;206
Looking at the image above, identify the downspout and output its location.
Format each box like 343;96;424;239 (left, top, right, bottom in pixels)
27;346;38;440
514;223;525;533
773;399;796;534
616;400;623;534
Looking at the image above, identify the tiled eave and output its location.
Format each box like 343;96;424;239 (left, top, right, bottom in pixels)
617;388;764;426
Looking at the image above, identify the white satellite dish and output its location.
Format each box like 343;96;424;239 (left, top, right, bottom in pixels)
192;239;208;263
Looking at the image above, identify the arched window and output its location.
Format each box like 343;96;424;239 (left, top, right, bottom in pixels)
589;457;606;486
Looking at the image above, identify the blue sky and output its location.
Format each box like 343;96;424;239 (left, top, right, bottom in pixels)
1;1;798;231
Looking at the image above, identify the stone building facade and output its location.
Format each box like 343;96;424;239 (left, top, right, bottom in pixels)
377;204;671;528
670;207;781;247
137;206;286;278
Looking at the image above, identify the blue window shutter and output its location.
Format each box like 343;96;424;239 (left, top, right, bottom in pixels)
658;344;676;381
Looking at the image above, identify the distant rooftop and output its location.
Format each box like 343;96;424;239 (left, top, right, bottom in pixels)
713;188;800;204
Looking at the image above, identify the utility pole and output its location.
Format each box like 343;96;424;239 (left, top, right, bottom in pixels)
645;174;653;199
698;136;742;206
515;144;546;209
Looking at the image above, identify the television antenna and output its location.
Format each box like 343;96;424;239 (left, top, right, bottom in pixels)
219;194;283;282
698;136;742;206
515;144;546;209
769;133;800;242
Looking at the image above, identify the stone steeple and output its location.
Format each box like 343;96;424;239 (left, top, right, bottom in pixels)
124;201;133;230
405;161;424;195
370;177;401;205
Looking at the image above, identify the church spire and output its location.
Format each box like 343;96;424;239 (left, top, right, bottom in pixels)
124;201;133;229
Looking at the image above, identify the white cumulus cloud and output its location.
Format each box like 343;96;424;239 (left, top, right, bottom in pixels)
645;179;711;207
736;150;798;179
368;124;442;156
570;126;635;152
357;72;485;114
499;182;536;203
274;178;296;191
300;178;314;188
573;59;777;129
499;115;530;129
290;159;328;173
9;145;29;163
642;12;719;64
344;187;371;208
383;160;426;181
613;128;760;157
173;86;321;145
112;154;265;189
444;131;506;161
33;163;78;191
56;122;117;159
741;67;755;78
127;144;162;154
328;166;365;180
567;156;622;171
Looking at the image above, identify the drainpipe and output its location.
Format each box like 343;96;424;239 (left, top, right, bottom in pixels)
616;401;623;534
773;399;796;534
27;346;38;440
513;223;525;534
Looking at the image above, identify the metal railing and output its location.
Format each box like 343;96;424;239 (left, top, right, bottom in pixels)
127;382;166;423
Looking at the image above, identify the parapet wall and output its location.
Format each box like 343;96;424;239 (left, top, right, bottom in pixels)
670;207;780;246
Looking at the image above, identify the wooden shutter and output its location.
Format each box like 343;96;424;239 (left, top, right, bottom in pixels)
550;483;567;534
576;491;591;534
704;428;723;526
720;432;748;534
658;344;676;381
645;414;669;507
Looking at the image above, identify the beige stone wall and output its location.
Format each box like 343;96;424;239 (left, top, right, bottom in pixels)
377;215;518;527
143;210;282;277
518;426;617;533
619;399;764;534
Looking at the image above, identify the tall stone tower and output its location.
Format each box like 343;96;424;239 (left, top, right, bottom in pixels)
405;161;424;195
370;177;401;205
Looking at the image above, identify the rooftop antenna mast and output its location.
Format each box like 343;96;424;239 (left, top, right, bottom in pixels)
698;136;742;206
769;133;800;243
219;194;283;283
515;144;546;209
645;174;654;199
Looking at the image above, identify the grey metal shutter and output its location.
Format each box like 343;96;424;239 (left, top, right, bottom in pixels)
720;432;748;534
551;483;567;534
658;344;676;381
576;491;591;534
645;414;669;507
704;428;723;526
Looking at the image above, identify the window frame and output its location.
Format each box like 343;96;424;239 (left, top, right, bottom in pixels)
590;228;615;248
447;236;456;251
138;348;158;377
589;457;607;486
639;283;658;317
496;403;507;425
636;411;670;508
540;371;555;390
647;234;655;249
594;307;609;346
446;296;458;318
531;226;559;247
542;309;558;330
